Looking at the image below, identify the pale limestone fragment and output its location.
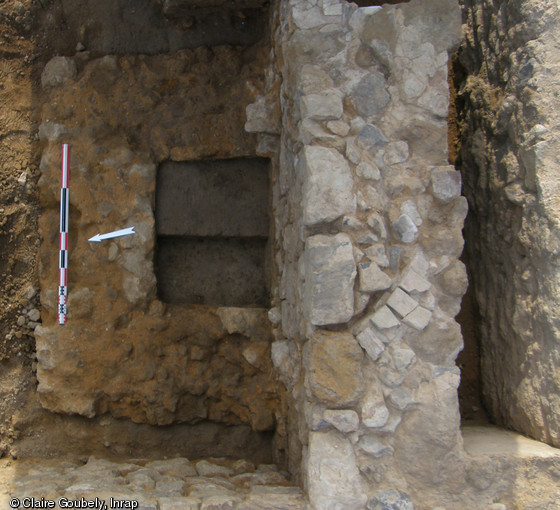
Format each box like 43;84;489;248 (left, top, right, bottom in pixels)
362;388;390;428
403;306;432;330
356;328;385;361
307;431;366;509
326;120;350;136
399;269;431;294
323;409;360;433
370;306;400;330
304;233;356;326
300;90;344;120
358;261;392;293
387;288;418;317
301;146;356;226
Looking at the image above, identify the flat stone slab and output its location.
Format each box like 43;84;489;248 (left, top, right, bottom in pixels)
0;457;308;509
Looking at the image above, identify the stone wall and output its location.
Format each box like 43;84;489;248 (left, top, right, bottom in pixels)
35;46;281;442
247;0;473;505
458;0;560;447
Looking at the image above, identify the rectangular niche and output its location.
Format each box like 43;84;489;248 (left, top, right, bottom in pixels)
155;158;270;306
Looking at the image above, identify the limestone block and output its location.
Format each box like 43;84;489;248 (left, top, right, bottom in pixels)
362;388;390;428
307;431;366;510
370;306;400;330
356;327;385;361
403;306;432;331
393;348;416;372
304;234;356;326
300;90;343;120
356;161;381;181
327;120;350;136
41;56;77;89
245;94;281;134
387;288;418;318
300;146;356;226
352;71;391;117
364;244;390;268
357;436;394;458
392;215;418;243
357;124;388;152
304;330;363;406
384;141;410;165
399;269;431;294
323;409;360;433
388;387;414;411
431;166;462;203
358;261;392;293
367;489;415;510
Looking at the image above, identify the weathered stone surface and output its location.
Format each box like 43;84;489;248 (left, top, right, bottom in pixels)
367;489;415;510
358;261;392;293
370;306;400;330
387;288;418;318
392;215;418;243
356;328;385;361
300;90;343;121
431;167;462;203
304;330;363;406
41;56;77;89
323;409;360;433
300;146;356;226
303;234;356;325
307;431;366;510
352;71;390;117
362;387;390;429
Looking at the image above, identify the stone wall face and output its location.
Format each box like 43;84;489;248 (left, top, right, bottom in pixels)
247;0;470;506
458;0;560;447
36;46;281;437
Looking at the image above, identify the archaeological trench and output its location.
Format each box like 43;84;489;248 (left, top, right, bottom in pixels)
0;0;559;508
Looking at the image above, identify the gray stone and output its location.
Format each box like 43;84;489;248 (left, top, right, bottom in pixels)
323;409;360;433
370;306;400;330
356;161;381;181
245;94;280;134
346;139;362;164
399;269;431;294
38;122;67;142
392;348;416;373
430;167;462;203
358;436;394;458
356;328;385;361
195;460;234;477
367;213;388;240
326;120;350;136
357;125;388;151
384;141;410;165
388;388;414;411
41;56;77;89
307;431;366;509
387;288;418;318
304;234;356;326
367;489;415;510
201;495;240;510
300;146;356;226
352;72;391;117
362;388;390;428
401;200;422;226
358;261;392;293
402;306;432;331
364;244;390;268
300;90;343;120
392;215;418;243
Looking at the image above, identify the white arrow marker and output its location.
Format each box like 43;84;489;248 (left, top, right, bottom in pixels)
88;226;136;243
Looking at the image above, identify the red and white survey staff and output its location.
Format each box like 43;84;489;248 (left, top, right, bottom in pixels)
58;144;69;325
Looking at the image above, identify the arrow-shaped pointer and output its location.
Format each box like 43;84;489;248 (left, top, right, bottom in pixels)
88;226;136;243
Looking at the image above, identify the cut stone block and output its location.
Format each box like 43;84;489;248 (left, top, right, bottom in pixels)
387;288;418;318
403;306;432;330
431;166;462;203
399;269;431;294
304;330;363;406
358;261;392;293
301;146;356;226
356;328;385;361
304;233;356;325
300;90;344;120
370;306;400;330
